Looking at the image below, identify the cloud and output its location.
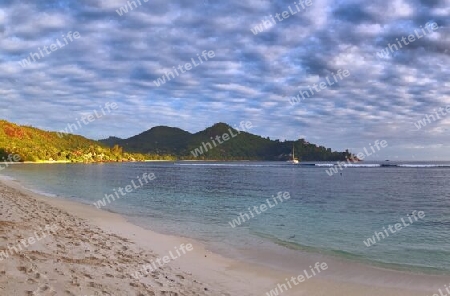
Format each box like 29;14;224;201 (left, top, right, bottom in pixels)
0;0;448;160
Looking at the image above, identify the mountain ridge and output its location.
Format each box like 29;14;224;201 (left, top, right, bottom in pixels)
100;122;354;161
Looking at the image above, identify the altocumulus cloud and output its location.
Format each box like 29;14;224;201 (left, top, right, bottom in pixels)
0;0;449;160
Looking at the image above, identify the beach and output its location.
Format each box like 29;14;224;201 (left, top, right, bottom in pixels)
0;176;448;295
2;0;447;293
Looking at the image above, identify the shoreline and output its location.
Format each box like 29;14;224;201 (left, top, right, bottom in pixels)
0;177;448;295
1;159;362;165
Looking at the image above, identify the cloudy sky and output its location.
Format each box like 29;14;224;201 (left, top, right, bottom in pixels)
0;0;449;160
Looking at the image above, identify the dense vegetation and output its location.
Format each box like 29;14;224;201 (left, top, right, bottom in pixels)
101;123;355;161
0;120;353;162
0;120;163;162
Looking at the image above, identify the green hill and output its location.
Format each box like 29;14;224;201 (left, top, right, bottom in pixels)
100;122;354;161
117;126;192;155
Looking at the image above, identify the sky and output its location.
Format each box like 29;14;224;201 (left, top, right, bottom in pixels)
0;0;449;160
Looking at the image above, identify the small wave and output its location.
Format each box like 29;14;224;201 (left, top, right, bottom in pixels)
0;175;58;197
25;187;58;198
316;163;450;168
175;163;273;167
314;163;381;168
342;164;381;167
314;163;335;167
253;232;450;275
398;164;450;168
0;175;17;181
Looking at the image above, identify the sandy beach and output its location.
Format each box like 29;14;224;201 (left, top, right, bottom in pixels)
0;178;448;296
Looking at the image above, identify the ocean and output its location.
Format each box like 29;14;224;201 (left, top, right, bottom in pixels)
2;161;450;275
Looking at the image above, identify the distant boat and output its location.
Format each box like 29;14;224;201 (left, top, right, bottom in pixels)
287;145;299;164
381;160;396;167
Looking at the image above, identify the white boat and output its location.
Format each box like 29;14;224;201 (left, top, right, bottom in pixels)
287;145;299;164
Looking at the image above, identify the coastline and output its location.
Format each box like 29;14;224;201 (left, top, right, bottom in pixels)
4;160;256;165
0;177;448;295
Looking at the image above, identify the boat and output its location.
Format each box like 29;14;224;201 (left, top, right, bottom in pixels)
381;160;396;167
287;145;299;164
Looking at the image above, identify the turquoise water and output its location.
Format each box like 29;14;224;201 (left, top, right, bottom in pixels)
2;161;450;274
